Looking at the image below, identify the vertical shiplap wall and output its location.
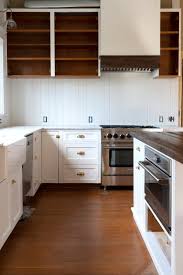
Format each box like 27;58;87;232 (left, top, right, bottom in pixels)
9;73;179;127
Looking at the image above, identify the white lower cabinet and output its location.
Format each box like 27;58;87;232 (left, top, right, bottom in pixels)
42;131;59;183
9;167;23;228
0;179;11;250
133;138;145;229
0;167;23;250
60;130;101;184
29;131;42;196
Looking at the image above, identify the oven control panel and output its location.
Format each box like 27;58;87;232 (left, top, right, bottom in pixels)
102;128;133;142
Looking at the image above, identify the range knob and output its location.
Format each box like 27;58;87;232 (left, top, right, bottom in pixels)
120;134;125;139
126;133;132;138
107;133;113;139
113;133;119;139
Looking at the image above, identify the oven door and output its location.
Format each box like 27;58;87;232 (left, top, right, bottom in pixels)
139;160;171;233
103;144;133;176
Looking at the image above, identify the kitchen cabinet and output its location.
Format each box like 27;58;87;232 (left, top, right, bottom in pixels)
42;130;59;183
158;9;181;78
29;131;42;196
133;138;145;229
9;167;23;228
0;179;11;250
7;9;99;78
61;130;101;184
100;0;160;56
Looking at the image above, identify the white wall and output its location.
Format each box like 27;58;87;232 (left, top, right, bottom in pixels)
9;73;179;127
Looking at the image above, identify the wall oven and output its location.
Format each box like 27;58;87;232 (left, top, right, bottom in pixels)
139;147;172;234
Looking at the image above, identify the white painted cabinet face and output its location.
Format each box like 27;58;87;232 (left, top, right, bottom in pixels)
42;131;59;183
9;168;23;227
0;179;11;250
100;0;160;56
32;131;42;194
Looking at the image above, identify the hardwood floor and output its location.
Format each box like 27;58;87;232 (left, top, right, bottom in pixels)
0;185;157;275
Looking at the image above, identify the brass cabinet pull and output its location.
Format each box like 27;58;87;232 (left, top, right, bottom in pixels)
77;172;85;177
12;179;16;185
56;135;60;139
77;135;85;139
77;151;85;156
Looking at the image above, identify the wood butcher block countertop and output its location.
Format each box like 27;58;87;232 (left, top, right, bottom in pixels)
131;131;183;164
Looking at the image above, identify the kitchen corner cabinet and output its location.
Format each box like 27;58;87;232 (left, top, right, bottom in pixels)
100;0;160;56
41;130;59;183
7;9;99;78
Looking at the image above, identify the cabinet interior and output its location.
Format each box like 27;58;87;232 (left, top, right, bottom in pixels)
55;12;98;77
160;11;180;77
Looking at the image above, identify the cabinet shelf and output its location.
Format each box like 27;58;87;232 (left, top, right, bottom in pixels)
8;43;50;47
161;47;179;51
8;29;50;33
8;57;50;61
56;43;98;47
56;57;98;61
55;29;98;33
161;31;179;34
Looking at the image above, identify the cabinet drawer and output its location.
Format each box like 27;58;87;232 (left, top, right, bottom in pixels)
63;146;98;165
63;166;99;183
63;131;99;143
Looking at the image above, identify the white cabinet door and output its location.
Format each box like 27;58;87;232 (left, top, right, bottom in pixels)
42;131;59;183
9;168;23;228
32;131;42;195
0;179;11;250
100;0;160;56
133;138;145;228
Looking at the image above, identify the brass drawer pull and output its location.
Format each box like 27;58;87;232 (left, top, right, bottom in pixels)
77;151;85;156
77;172;85;177
12;179;16;185
77;135;85;139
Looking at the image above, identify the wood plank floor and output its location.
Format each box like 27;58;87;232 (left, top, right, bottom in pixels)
0;185;157;275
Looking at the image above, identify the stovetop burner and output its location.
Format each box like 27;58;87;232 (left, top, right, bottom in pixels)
100;125;158;129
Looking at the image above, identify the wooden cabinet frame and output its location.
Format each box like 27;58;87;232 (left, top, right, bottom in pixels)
7;8;100;78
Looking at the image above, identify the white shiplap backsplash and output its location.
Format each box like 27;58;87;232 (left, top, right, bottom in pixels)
9;73;179;127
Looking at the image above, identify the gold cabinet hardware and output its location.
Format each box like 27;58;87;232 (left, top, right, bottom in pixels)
56;135;60;139
77;151;85;156
76;172;85;177
77;135;85;139
12;179;16;185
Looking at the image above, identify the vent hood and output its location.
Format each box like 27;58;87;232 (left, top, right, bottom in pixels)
24;0;100;8
100;0;160;72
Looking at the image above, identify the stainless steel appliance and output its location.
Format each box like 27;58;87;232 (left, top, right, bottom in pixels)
139;147;172;234
101;125;157;188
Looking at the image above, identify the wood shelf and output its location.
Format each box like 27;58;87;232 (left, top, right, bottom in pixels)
55;29;98;33
161;47;179;51
56;57;98;61
8;29;50;33
56;43;98;47
161;31;179;34
8;57;50;61
8;44;50;47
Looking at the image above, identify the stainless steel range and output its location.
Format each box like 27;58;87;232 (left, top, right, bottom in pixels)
101;125;157;189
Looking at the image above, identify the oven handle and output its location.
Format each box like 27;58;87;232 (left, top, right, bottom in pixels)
138;161;169;185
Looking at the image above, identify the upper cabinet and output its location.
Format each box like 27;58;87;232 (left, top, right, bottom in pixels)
7;12;51;77
159;9;181;77
100;0;160;56
7;9;99;78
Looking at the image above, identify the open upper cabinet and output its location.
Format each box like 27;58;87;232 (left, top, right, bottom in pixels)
7;9;99;78
154;9;181;78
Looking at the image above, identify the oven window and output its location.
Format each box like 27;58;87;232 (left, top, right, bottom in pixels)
109;148;133;167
